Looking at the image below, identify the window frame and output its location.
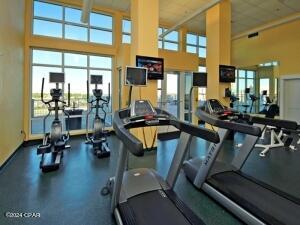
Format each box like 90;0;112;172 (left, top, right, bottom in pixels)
122;18;131;44
32;0;114;45
30;48;114;135
159;27;179;51
186;32;207;58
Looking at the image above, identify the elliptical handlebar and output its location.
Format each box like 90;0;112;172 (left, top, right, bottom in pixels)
67;83;70;107
41;77;45;104
86;80;90;103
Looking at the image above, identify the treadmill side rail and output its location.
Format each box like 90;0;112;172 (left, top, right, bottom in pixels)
231;134;259;170
202;183;266;225
193;128;229;188
166;132;193;188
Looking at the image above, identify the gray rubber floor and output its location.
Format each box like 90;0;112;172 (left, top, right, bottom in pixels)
0;133;299;225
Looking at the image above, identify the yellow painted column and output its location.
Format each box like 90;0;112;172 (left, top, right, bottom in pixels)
179;27;187;53
206;0;231;105
128;0;159;149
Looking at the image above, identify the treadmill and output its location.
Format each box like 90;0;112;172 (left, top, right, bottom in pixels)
183;104;300;225
111;99;220;225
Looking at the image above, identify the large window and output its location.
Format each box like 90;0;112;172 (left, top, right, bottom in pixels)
122;19;131;44
231;69;256;111
186;33;207;58
158;27;179;51
31;49;113;134
33;0;113;45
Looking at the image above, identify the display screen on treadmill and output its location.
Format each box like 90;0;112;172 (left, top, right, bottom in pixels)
209;99;224;112
134;100;156;116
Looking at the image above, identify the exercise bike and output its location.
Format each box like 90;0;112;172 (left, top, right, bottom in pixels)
85;75;111;158
37;72;71;173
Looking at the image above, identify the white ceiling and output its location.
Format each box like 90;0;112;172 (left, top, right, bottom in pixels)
93;0;300;35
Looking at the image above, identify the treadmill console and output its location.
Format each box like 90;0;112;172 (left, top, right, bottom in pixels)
130;100;157;117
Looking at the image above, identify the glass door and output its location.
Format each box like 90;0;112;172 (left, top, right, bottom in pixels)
166;73;179;117
259;78;270;111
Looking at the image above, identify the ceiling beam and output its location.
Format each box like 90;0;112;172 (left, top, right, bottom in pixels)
81;0;94;24
232;12;300;40
159;0;222;38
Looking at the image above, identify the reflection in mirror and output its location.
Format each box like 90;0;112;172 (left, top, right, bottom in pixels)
230;61;279;115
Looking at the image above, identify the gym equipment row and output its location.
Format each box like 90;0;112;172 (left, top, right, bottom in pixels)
37;72;111;173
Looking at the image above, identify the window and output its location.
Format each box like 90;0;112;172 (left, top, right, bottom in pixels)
186;33;207;58
31;49;113;134
231;69;256;111
33;0;113;45
158;27;179;51
122;19;131;44
184;73;192;121
259;61;279;67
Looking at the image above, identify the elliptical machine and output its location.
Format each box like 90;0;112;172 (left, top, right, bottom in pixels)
37;72;71;173
85;75;111;158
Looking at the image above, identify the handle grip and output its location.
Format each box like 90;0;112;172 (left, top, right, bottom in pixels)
67;83;70;107
107;82;111;103
87;80;90;102
41;78;45;103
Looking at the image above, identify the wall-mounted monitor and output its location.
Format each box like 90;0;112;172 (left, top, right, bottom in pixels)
90;75;103;84
245;87;250;94
193;72;207;87
125;66;148;86
136;55;164;80
49;72;65;83
219;65;236;83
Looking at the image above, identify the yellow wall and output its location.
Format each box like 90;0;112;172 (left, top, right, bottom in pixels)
232;19;300;76
0;0;25;165
159;50;199;72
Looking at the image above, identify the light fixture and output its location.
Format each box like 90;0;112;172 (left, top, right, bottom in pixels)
81;0;94;24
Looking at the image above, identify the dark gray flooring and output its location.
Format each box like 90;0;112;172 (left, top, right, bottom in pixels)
0;133;299;225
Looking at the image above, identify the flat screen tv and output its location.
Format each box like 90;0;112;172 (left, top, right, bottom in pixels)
125;66;148;86
219;65;236;83
136;55;164;80
193;72;207;87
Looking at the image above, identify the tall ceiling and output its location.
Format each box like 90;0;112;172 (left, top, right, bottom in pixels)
93;0;300;35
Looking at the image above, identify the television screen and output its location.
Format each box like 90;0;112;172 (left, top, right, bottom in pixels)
219;65;236;83
125;66;148;86
245;88;250;94
90;75;103;84
49;72;65;83
136;55;164;80
193;72;207;87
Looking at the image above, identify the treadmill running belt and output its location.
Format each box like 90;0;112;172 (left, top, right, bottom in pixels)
207;171;300;225
119;190;206;225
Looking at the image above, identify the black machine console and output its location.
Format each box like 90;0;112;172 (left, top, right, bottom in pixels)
201;99;236;120
130;100;157;117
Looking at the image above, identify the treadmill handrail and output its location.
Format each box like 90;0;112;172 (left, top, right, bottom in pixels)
113;110;144;156
196;108;262;136
249;116;298;130
113;108;220;157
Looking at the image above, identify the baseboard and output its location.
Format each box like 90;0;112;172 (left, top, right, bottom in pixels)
0;142;23;172
157;131;181;141
23;130;115;147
